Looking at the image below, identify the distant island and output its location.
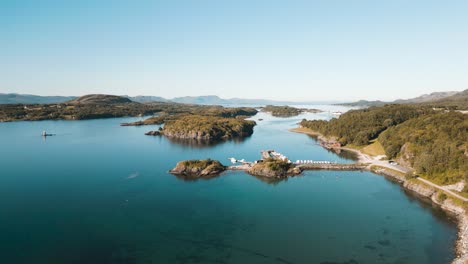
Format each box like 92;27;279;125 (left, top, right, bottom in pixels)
261;105;322;117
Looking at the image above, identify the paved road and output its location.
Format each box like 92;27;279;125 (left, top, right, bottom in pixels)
343;147;468;202
416;177;468;202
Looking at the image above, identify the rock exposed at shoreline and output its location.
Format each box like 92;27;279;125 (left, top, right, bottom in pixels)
170;159;226;177
145;130;161;136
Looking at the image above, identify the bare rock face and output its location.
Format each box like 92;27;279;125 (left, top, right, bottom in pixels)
397;143;415;169
170;159;226;177
403;180;436;198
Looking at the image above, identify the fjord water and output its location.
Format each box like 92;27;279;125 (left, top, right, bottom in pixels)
0;108;457;264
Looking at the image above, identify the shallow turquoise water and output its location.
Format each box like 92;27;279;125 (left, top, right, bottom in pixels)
0;110;458;264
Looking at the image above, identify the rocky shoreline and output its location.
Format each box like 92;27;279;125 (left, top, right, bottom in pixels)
291;127;468;264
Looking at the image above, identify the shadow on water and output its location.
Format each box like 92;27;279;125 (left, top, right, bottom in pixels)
170;172;226;182
165;135;252;149
170;170;298;186
383;175;458;224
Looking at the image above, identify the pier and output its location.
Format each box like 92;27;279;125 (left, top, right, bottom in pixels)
297;163;366;171
227;150;366;172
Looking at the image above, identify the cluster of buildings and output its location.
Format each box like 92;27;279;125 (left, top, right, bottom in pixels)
269;151;289;161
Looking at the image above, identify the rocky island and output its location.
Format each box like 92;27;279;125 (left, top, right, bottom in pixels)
247;158;302;178
170;159;226;177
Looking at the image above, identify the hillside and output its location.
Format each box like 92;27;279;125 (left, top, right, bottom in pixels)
395;91;459;104
425;89;468;109
379;111;467;184
300;104;468;185
66;94;133;104
300;105;431;145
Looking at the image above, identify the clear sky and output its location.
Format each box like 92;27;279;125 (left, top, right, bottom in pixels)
1;0;467;101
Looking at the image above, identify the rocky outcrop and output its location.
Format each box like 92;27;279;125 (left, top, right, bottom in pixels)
247;160;302;178
145;130;161;136
403;180;437;197
170;159;226;177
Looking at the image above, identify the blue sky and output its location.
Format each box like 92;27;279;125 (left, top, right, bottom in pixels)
1;0;467;101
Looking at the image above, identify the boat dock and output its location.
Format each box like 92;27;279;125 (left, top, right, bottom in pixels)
227;150;366;172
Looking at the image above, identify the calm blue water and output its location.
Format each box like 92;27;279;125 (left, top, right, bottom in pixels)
0;109;457;264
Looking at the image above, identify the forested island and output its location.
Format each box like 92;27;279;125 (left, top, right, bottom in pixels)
261;105;321;117
145;115;256;141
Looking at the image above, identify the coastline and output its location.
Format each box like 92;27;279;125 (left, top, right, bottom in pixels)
290;127;468;264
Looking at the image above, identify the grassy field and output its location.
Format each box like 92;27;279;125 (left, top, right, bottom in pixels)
347;139;386;157
362;140;386;156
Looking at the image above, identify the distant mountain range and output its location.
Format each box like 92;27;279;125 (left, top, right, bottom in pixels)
1;90;466;108
0;93;76;104
167;95;319;105
339;91;463;107
0;93;328;105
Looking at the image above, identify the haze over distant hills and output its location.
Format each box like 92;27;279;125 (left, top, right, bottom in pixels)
339;91;464;107
0;93;76;104
1;90;466;107
0;93;330;105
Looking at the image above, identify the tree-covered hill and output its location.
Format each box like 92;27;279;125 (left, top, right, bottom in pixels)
379;111;467;184
300;105;433;145
300;104;467;185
